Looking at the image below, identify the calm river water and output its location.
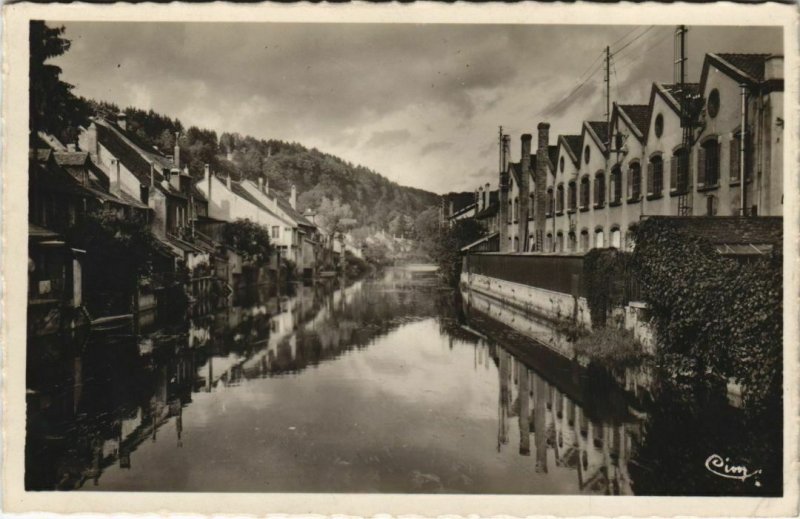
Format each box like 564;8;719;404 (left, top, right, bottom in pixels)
26;267;780;495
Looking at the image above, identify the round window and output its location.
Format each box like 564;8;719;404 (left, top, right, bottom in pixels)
654;113;664;138
559;156;565;173
584;145;591;164
707;89;720;118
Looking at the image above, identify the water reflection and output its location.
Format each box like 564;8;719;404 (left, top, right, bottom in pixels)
25;268;779;495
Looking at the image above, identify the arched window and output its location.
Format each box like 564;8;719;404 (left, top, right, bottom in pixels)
580;229;590;251
671;147;689;193
546;188;554;216
556;231;564;252
568;181;577;211
594;173;605;207
545;232;553;252
595;227;605;249
610;166;622;204
513;196;519;222
610;226;621;248
514;236;519;252
699;138;720;188
556;184;565;213
568;231;577;251
648;155;664;196
507;199;512;223
580;176;590;209
628;162;642;201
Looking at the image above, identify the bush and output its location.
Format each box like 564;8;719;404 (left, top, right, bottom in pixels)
631;218;782;415
221;219;272;264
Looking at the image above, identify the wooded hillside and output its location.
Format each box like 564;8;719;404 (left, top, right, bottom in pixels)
89;100;440;230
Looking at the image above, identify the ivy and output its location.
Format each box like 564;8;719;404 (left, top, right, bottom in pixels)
630;218;782;416
583;247;630;327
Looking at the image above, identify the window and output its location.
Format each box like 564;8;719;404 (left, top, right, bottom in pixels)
546;188;554;216
580;176;590;209
610;166;622;204
513;197;519;222
514;236;519;252
698;139;720;187
707;89;720;118
648;155;664;196
507;199;512;223
580;229;590;251
654;113;664;138
568;181;577;211
568;232;577;252
584;145;591;164
272;226;280;239
671;148;689;193
556;184;565;213
545;233;553;252
610;227;621;248
594;173;605;207
556;232;564;252
560;156;565;172
529;193;534;220
628;162;642;201
595;228;605;249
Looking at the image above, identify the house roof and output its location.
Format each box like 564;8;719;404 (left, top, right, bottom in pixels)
275;196;316;228
95;121;166;187
713;53;772;82
547;145;559;171
53;151;90;167
642;216;782;254
230;181;271;213
583;121;609;154
617;104;650;140
559;135;582;166
657;82;701;116
475;201;499;219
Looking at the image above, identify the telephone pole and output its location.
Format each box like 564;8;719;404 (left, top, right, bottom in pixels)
605;45;611;146
675;25;692;216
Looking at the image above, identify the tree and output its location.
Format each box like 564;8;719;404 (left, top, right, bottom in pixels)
29;21;90;145
222;219;272;264
431;219;485;286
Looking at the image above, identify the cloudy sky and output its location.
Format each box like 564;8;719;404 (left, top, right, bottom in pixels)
52;23;781;194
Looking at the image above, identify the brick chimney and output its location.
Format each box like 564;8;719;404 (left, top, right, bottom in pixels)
533;122;550;251
111;158;121;197
518;134;532;252
290;184;297;209
82;122;99;163
499;135;510;251
204;164;212;203
173;132;180;169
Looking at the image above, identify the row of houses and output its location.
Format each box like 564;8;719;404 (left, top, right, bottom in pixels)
28;112;359;336
450;51;783;254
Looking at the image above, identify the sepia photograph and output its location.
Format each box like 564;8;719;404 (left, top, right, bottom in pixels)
3;2;797;516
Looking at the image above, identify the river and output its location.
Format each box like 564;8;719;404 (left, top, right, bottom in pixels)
25;267;781;495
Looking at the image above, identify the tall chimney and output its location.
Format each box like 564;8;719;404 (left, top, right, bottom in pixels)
205;164;211;203
150;162;155;187
534;122;550;251
290;185;297;209
84;122;99;163
113;158;121;197
173;132;180;169
499;138;510;251
518;134;532;252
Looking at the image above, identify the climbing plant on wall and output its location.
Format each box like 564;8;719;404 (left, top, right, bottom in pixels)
630;218;782;415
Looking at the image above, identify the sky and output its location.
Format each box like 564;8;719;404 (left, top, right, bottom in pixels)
52;23;782;194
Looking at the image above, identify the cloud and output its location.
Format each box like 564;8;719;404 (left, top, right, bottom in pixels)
363;129;411;149
420;141;453;156
52;22;782;194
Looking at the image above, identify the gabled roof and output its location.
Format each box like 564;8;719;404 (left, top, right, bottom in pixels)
95;121;166;187
53;151;90;167
708;53;772;84
616;104;650;141
654;82;701;116
275;196;315;228
559;135;582;166
229;181;271;213
547;145;559;172
508;162;522;185
583;121;609;155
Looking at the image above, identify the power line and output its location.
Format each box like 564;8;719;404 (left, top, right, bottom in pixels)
613;28;676;74
541;55;606;117
611;26;656;57
610;25;655;53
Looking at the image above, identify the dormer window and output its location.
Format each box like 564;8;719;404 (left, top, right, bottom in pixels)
584;145;591;164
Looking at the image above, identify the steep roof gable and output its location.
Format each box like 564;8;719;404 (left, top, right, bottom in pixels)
558;134;582;166
582;121;609;156
616;104;650;142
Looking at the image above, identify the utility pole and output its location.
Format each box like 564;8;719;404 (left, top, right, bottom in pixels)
605;46;611;147
675;25;692;216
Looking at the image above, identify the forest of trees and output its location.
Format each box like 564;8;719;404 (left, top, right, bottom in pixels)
87;100;440;233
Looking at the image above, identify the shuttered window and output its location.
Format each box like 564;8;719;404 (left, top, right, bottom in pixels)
697;146;706;186
580;177;590;208
610;167;622;203
647;161;654;195
701;140;720;187
629;163;641;200
594;174;605;207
